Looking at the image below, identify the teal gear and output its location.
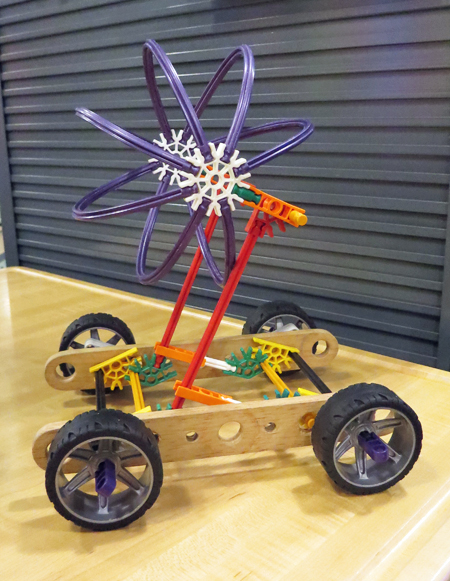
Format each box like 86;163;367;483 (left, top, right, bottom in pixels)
223;347;268;379
125;353;177;387
275;388;291;398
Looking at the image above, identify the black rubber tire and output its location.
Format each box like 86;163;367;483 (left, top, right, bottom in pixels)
46;409;163;531
59;313;135;394
311;383;422;495
242;300;316;335
242;300;317;377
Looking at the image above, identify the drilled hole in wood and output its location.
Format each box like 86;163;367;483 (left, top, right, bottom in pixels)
218;421;241;442
314;340;328;355
186;431;198;442
56;363;75;378
264;422;276;433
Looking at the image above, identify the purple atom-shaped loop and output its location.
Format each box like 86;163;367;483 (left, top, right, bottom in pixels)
73;40;314;287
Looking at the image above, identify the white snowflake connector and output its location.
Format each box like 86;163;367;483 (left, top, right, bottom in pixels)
179;142;251;216
148;129;197;186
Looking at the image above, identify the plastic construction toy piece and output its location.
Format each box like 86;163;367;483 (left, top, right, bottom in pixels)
126;352;177;387
252;337;299;375
72;40;312;288
234;183;308;228
179;142;251;216
300;412;316;431
223;347;267;379
204;356;237;372
275;388;291;399
95;459;116;498
357;430;390;463
296;387;317;397
33;39;423;533
149;129;197;185
154;342;235;372
133;405;152;415
262;360;293;397
173;380;241;406
261;353;317;398
154;343;202;366
89;347;139;391
127;369;146;411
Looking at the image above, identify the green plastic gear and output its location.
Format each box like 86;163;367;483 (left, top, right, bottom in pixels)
125;353;177;387
223;347;268;379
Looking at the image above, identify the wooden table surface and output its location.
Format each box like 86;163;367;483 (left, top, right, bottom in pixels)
2;267;450;581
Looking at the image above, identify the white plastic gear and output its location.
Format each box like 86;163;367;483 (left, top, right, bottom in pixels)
148;129;197;186
179;142;252;216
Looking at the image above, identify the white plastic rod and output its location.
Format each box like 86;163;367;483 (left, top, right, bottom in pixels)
204;356;236;372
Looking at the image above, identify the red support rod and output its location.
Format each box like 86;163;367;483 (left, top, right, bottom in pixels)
172;219;263;409
158;212;219;354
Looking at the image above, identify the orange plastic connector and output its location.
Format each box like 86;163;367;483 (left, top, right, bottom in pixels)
155;342;206;367
173;380;238;406
241;184;307;228
206;165;306;228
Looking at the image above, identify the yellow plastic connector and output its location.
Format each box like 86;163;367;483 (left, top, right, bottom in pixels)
89;347;139;391
133;406;152;415
252;337;299;374
261;361;293;397
127;369;146;411
296;387;317;397
255;339;318;398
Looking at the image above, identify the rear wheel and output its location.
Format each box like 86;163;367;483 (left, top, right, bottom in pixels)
242;300;316;335
59;313;135;394
311;383;422;495
242;300;317;376
45;409;163;531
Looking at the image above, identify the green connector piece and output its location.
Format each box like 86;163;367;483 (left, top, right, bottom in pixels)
275;389;281;398
156;403;162;411
166;403;172;410
263;394;269;400
282;388;290;398
232;184;261;205
294;391;300;397
127;353;177;387
223;347;268;379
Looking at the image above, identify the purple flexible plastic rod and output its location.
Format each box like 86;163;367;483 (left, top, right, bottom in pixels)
176;44;254;283
143;40;211;160
76;107;198;173
181;45;254;163
72;40;314;288
210;119;314;175
73;167;194;220
138;41;252;285
73;41;253;283
140;41;254;285
137;195;209;284
189;199;236;286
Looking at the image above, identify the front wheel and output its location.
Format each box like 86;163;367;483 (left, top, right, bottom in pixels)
311;383;422;495
45;409;163;531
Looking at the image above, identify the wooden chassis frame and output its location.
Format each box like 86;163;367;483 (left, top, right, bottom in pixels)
33;393;331;470
45;328;338;392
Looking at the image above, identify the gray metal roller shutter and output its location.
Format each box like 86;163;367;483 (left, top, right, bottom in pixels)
1;0;449;368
